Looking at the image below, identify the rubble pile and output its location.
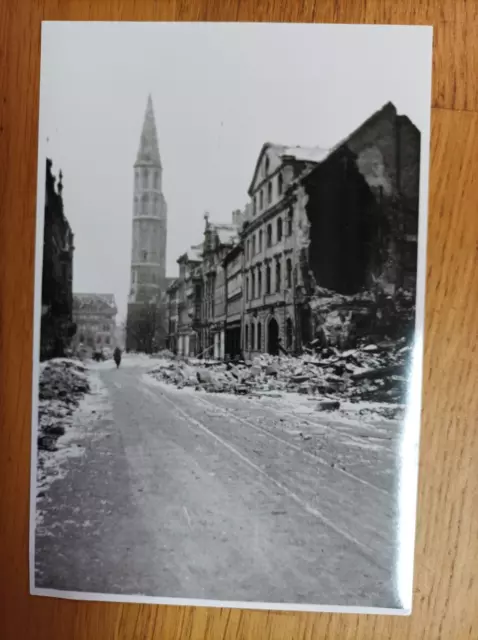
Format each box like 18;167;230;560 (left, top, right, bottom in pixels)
149;338;411;404
38;358;90;452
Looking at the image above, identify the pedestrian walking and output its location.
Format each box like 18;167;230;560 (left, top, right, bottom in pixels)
113;346;122;368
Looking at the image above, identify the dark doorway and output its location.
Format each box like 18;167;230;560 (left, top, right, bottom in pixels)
225;326;241;359
267;317;279;355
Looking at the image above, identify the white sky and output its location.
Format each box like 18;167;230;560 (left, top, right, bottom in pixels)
38;22;432;321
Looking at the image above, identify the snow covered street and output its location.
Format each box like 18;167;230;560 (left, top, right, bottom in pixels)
35;355;403;607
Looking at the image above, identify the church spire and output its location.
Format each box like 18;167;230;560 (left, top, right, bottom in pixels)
135;94;161;167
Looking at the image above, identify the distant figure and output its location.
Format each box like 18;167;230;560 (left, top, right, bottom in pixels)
113;347;122;369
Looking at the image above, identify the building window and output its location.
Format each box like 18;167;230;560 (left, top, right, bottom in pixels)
266;263;271;294
286;318;293;350
96;336;101;344
79;333;85;343
267;224;272;248
267;181;272;204
286;258;292;288
245;324;249;349
142;169;148;189
132;271;136;283
257;322;262;352
278;172;283;195
252;234;256;256
251;270;256;298
246;275;249;301
258;229;263;252
287;208;293;236
265;156;270;175
276;259;281;292
105;336;110;345
135;171;139;189
247;239;251;261
251;322;256;350
103;324;109;331
253;196;257;216
257;266;262;296
142;250;148;261
259;189;264;211
153;170;159;189
277;217;283;242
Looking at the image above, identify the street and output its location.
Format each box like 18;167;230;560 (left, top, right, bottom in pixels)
35;357;401;608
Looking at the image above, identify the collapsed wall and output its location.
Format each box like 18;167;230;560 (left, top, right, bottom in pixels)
291;104;420;351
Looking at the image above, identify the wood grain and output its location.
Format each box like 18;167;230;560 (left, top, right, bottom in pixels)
1;1;477;638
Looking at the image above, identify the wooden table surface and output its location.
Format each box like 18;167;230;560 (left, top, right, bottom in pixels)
1;1;477;638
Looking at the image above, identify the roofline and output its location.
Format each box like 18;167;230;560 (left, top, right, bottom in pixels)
247;142;278;197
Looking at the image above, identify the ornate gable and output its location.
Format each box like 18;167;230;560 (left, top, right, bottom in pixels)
248;143;287;196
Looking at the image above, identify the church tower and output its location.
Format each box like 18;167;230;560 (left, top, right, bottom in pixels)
126;95;168;351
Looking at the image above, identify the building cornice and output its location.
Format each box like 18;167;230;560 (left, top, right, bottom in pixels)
242;196;292;236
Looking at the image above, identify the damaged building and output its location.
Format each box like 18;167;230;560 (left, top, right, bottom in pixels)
241;101;420;356
165;101;420;361
40;159;76;360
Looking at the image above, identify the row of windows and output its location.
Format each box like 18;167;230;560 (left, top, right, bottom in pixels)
78;323;110;334
245;211;293;261
135;169;160;190
244;317;294;350
245;258;293;300
78;334;111;346
252;171;284;216
134;193;162;217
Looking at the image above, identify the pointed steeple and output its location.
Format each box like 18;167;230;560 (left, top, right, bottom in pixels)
135;94;161;167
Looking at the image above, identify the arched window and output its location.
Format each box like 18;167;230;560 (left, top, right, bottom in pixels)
267;224;272;248
258;229;263;252
245;324;249;349
265;155;270;175
246;275;250;300
277;217;283;242
286;258;293;288
257;322;262;352
251;322;256;350
266;263;271;294
267;181;273;204
275;259;281;292
259;189;264;211
286;317;293;350
257;266;262;296
251;269;256;298
278;172;283;195
252;234;256;256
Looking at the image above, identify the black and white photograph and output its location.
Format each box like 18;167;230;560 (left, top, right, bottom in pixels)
31;22;432;613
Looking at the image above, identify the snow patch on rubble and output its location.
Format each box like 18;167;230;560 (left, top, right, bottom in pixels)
35;364;112;526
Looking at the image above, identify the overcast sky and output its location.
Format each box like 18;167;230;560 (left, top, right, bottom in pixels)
38;22;432;321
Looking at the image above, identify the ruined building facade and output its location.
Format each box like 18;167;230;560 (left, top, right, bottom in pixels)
40;159;76;360
72;294;118;352
126;95;169;352
165;101;420;360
